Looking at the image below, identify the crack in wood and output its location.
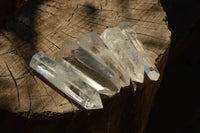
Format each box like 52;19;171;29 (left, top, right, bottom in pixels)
5;62;20;107
17;21;38;37
120;16;166;25
45;37;60;49
0;31;37;84
0;35;37;82
67;4;79;22
15;74;30;81
43;86;59;112
0;49;17;56
45;3;60;10
137;32;167;41
61;31;76;38
24;64;36;81
27;4;56;16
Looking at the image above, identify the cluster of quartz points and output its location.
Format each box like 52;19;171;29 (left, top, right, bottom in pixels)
29;22;160;110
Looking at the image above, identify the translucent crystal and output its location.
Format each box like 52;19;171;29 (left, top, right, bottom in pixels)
76;32;130;87
101;27;144;83
118;22;160;81
29;52;103;110
56;41;120;95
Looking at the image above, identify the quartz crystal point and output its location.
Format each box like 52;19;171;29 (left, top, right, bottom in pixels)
29;52;103;110
76;32;130;87
118;22;160;81
56;41;120;95
101;27;144;83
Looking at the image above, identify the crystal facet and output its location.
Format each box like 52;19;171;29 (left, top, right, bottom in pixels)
29;52;103;110
76;32;130;87
101;27;144;83
56;41;120;95
29;22;161;110
118;22;160;81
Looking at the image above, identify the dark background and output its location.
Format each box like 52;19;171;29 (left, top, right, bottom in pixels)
0;0;28;26
0;0;200;132
146;0;200;133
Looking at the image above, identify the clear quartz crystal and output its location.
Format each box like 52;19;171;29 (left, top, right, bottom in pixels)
118;22;160;81
29;52;103;110
56;41;120;95
76;32;130;87
101;27;144;83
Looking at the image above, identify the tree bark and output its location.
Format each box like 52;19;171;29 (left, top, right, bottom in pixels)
0;0;171;132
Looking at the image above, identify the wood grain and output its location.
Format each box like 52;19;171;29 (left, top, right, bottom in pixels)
0;0;170;132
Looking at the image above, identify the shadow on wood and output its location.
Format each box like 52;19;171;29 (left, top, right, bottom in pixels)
0;0;171;133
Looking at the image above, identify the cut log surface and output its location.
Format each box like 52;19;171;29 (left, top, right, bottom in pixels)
0;0;170;132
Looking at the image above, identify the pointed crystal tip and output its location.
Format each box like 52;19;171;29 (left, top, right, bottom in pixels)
101;27;144;84
76;32;121;90
147;70;160;81
56;41;120;96
118;22;160;81
85;92;103;110
30;52;104;110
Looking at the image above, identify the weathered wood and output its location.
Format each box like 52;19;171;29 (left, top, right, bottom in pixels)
0;0;170;132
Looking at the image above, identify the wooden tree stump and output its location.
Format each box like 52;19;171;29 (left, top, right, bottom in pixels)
0;0;170;132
